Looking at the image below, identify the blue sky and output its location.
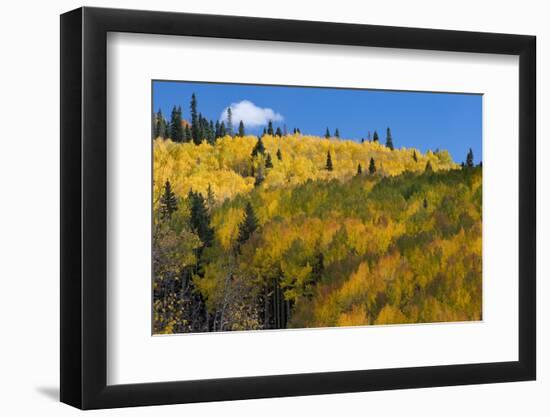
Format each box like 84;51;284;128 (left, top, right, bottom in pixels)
153;80;482;164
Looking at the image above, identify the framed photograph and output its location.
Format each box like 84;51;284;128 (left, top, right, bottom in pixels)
60;6;536;409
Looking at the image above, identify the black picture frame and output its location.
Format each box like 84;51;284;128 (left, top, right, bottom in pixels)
60;6;536;410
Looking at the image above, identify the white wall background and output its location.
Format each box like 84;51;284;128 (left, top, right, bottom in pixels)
0;0;546;415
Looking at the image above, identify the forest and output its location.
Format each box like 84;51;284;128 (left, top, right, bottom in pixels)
152;95;482;334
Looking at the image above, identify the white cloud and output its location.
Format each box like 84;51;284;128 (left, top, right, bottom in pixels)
220;100;283;128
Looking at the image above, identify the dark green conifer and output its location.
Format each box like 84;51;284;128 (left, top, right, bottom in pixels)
188;190;214;247
237;202;259;246
357;163;362;175
159;180;178;220
190;93;199;143
238;120;245;137
265;153;273;168
276;148;282;161
226;107;233;137
275;127;282;137
334;128;340;138
326;151;334;171
369;157;376;174
466;148;474;168
170;106;184;142
373;130;379;142
267;121;274;135
251;136;266;157
385;127;394;150
325;128;331;139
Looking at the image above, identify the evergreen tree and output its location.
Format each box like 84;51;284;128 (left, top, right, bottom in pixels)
159;180;178;220
163;120;170;139
369;157;376;174
425;160;433;173
357;163;362;175
215;120;221;139
276;148;282;161
193;113;204;145
251;136;266;157
238;120;245;137
190;93;199;143
423;198;428;209
325;128;331;138
208;120;215;144
265;153;273;168
237;202;259;246
326;151;334;171
367;131;371;141
385;127;394;150
334;128;340;138
170;106;184;142
361;138;364;144
275;127;282;137
267;121;274;135
413;150;418;162
263;127;267;136
219;121;227;137
184;125;191;142
373;130;379;142
154;109;165;139
296;128;301;134
188;191;214;247
226;107;233;137
466;148;474;168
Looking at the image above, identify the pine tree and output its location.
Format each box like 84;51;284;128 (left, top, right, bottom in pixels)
170;106;184;142
194;113;204;145
361;138;364;144
238;120;245;137
326;151;334;171
265;153;273;168
357;163;362;175
325;128;331;139
373;130;379;142
425;160;433;173
190;93;199;143
226;107;233;137
188;191;214;247
275;127;282;137
163;120;170;139
251;136;266;157
208;120;215;144
263;127;267;136
296;128;301;134
369;157;376;174
385;127;394;150
219;121;227;137
334;128;340;138
237;202;259;246
466;148;474;168
154;109;165;139
159;180;178;220
267;120;274;135
276;148;282;161
413;150;418;162
215;120;221;139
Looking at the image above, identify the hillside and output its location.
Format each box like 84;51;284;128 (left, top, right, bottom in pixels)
152;134;480;334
